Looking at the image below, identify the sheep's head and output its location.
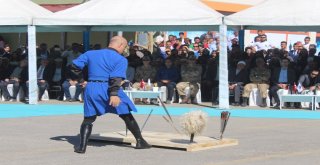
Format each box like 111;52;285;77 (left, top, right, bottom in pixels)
180;110;208;136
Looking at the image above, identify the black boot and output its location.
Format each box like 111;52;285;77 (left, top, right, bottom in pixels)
74;123;93;154
120;114;151;149
260;98;267;107
190;96;198;104
241;97;248;107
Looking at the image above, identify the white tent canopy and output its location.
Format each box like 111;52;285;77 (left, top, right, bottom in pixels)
0;0;51;31
34;0;223;31
224;0;320;31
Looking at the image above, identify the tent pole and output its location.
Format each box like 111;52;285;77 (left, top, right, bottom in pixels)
27;25;38;105
218;20;229;109
83;27;90;52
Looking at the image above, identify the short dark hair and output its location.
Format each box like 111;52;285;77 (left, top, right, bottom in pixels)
305;36;311;40
281;41;287;44
179;32;184;35
194;37;200;40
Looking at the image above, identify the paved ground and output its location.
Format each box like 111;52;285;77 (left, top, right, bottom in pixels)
1;112;320;165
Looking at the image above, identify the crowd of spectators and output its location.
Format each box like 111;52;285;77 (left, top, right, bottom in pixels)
0;30;319;109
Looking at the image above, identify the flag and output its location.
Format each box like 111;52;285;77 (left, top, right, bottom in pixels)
292;82;297;94
297;83;303;93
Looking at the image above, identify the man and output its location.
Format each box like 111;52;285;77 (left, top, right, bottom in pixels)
177;54;202;104
269;58;296;109
37;43;49;60
252;34;274;51
0;59;27;101
72;36;151;154
62;43;82;66
156;58;179;104
298;69;320;94
303;37;311;51
177;32;185;45
280;41;287;51
289;43;299;63
132;56;157;104
228;61;248;106
241;58;271;107
62;66;86;102
37;58;54;101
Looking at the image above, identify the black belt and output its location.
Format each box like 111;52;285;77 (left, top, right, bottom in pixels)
88;80;109;83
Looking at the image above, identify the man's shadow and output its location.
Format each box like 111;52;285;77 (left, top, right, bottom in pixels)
50;135;132;149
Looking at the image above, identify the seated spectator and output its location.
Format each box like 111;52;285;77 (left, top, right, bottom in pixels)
269;58;296;109
298;69;320;94
37;58;54;101
51;58;65;99
156;58;179;104
62;66;86;102
177;54;202;104
0;59;27;101
132;56;156;104
229;61;248;106
241;58;271;107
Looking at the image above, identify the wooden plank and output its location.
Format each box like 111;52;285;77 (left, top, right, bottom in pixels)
90;131;238;152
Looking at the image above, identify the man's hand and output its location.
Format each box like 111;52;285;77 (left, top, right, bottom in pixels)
310;86;316;91
277;83;287;89
39;80;46;83
5;78;9;82
109;96;121;107
81;81;87;88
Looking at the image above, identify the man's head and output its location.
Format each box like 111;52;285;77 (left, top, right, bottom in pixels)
280;41;287;50
237;61;246;70
257;30;264;36
254;36;261;42
310;69;319;78
281;58;290;68
260;34;267;42
255;57;265;68
165;41;171;48
194;37;200;44
293;43;298;50
4;44;10;53
40;43;47;51
193;43;199;51
71;43;80;53
108;36;128;54
142;56;151;66
304;37;311;44
296;41;303;50
164;58;173;68
179;32;184;38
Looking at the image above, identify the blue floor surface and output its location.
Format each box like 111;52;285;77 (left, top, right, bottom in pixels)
0;104;320;119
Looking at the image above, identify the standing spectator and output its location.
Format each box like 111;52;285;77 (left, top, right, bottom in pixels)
1;44;11;59
241;58;271;107
303;36;311;51
49;45;62;60
202;51;219;103
280;41;287;51
0;59;27;101
156;58;179;104
289;43;299;63
177;32;185;45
